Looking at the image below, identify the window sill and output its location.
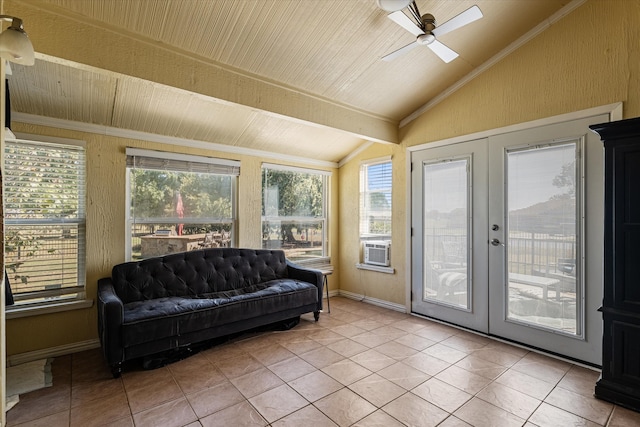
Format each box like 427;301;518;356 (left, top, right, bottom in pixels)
6;299;94;320
356;263;395;274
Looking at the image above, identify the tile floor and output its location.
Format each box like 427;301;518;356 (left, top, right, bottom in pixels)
6;296;640;426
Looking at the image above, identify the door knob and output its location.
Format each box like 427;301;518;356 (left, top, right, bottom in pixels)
490;238;504;246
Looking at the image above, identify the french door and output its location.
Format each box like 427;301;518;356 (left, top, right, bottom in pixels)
411;115;606;365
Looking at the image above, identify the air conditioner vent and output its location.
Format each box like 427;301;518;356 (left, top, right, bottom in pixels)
363;241;391;267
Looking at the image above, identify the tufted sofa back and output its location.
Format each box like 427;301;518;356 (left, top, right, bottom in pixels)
111;248;289;304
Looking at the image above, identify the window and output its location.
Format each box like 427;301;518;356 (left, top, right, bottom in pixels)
261;164;329;262
360;157;392;241
4;138;86;305
126;149;239;260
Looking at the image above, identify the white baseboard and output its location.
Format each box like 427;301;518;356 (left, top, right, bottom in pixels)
7;339;101;367
337;290;406;313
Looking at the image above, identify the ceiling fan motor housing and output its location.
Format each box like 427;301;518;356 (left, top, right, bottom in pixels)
418;13;436;45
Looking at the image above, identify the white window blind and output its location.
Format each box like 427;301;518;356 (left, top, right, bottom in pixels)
360;158;392;240
4;140;86;303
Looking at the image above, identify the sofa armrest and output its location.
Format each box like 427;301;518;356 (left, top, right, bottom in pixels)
97;277;124;368
286;260;324;311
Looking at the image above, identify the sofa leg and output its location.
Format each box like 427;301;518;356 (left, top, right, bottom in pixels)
111;363;122;378
314;311;320;321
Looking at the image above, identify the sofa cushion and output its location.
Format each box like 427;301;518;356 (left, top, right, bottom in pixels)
121;278;317;347
112;249;289;304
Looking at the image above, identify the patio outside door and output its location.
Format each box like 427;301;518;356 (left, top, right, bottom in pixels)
411;115;606;365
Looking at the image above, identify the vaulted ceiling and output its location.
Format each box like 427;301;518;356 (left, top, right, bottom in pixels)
5;0;573;164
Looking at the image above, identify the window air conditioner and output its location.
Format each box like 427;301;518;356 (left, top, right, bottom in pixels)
363;241;391;267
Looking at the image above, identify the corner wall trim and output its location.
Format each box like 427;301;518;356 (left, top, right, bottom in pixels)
7;339;101;367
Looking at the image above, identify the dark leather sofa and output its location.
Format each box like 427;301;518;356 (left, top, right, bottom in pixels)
97;248;323;377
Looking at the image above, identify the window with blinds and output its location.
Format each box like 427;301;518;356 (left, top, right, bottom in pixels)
126;149;240;260
4;139;86;304
360;158;392;241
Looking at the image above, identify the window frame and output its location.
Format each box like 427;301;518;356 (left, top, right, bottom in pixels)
359;156;393;242
261;163;330;264
3;135;87;308
125;148;240;261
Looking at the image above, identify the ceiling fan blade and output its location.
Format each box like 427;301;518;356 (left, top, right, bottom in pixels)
381;41;419;61
388;10;424;37
432;5;483;37
428;40;459;63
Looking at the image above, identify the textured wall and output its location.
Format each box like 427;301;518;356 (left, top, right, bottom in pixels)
339;0;640;306
5;122;338;355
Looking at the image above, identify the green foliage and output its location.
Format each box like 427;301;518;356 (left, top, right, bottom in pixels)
130;169;232;219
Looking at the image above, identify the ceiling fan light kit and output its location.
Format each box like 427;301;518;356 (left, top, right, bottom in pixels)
376;0;413;12
382;4;483;63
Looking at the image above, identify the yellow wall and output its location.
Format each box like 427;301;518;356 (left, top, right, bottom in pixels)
5;122;339;355
7;0;640;354
338;0;640;306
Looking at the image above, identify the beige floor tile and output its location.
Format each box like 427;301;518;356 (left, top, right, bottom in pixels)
422;343;469;363
556;365;600;397
298;346;345;369
322;359;373;385
393;333;436;351
373;341;419;359
11;410;70;427
454;397;525;427
412;377;472;413
268;355;317;382
391;319;428;334
185;381;245;418
350;349;397;372
382;392;449;427
199;400;267;427
69;391;131;427
351;332;396;348
441;335;489;352
271;404;338;427
545;386;613;425
230;366;284;398
249;384;308;423
124;372;183;414
348;373;406;407
327;338;369;358
352;409;405;427
435;365;493;395
281;339;323;355
494;368;555;400
169;355;227;394
455;354;507;379
438;415;473;427
215;354;264;379
608;405;640;426
132;397;197;427
250;343;296;366
314;388;378;426
476;382;541;419
403;352;451;376
471;347;523;367
377;361;431;390
288;370;343;402
529;402;601;427
414;325;456;342
70;376;125;408
331;324;367;339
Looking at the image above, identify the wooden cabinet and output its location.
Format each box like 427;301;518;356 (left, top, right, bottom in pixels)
590;117;640;411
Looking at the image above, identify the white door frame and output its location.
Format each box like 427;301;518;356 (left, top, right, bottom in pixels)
405;103;622;332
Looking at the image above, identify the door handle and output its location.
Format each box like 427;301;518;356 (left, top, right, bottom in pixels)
490;238;504;247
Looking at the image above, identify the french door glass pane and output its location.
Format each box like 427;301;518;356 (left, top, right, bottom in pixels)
506;143;579;335
423;159;470;309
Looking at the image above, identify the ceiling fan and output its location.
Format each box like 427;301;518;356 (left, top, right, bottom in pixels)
379;1;483;63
